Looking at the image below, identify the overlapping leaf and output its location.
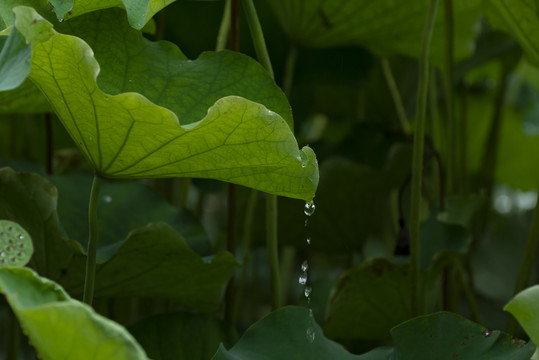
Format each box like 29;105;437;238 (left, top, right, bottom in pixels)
357;312;535;360
505;285;539;348
61;223;239;312
485;0;539;68
49;0;173;29
0;167;75;280
267;0;482;67
0;267;148;360
5;7;317;201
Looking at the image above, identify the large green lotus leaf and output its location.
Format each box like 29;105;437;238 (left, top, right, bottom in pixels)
129;311;237;360
324;258;413;340
358;312;534;360
0;78;51;113
51;172;212;259
49;0;173;29
325;217;469;340
266;0;482;67
485;0;539;68
0;167;75;281
505;285;539;347
59;8;293;128
212;306;364;360
8;7;316;201
0;267;148;360
61;223;239;313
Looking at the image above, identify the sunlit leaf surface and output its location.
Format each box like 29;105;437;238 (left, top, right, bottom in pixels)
0;267;148;360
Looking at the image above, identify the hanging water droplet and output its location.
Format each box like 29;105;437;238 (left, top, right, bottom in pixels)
301;260;309;272
306;327;315;343
304;286;312;298
104;195;112;203
299;273;307;285
306;237;311;245
304;201;316;216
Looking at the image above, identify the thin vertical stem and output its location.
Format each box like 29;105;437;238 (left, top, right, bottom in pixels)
428;69;440;148
242;0;282;310
282;44;298;97
45;113;53;175
480;68;510;199
266;193;281;310
443;0;455;195
235;189;259;323
83;175;101;305
216;0;232;51
380;57;411;134
507;198;539;333
242;0;274;79
409;0;439;317
224;183;238;324
459;83;469;195
454;258;483;324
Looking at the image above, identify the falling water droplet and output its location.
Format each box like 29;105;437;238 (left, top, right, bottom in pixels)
306;327;315;343
306;237;311;245
301;260;309;272
299;273;307;285
304;201;316;216
304;286;312;298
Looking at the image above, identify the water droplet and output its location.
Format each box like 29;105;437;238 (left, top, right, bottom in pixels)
104;195;112;203
306;327;315;343
304;219;309;227
306;237;311;245
18;234;23;240
299;273;307;285
482;330;492;337
301;163;306;168
304;286;312;298
301;260;309;272
304;201;315;216
0;252;5;257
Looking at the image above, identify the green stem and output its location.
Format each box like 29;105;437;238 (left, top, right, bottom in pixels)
242;0;282;310
282;44;298;96
235;189;259;323
409;0;439;317
83;175;101;305
224;183;238;324
454;258;483;324
443;0;456;195
380;57;411;134
507;200;539;333
459;83;469;195
216;0;232;51
428;69;440;148
242;0;274;79
480;68;510;199
266;193;281;310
